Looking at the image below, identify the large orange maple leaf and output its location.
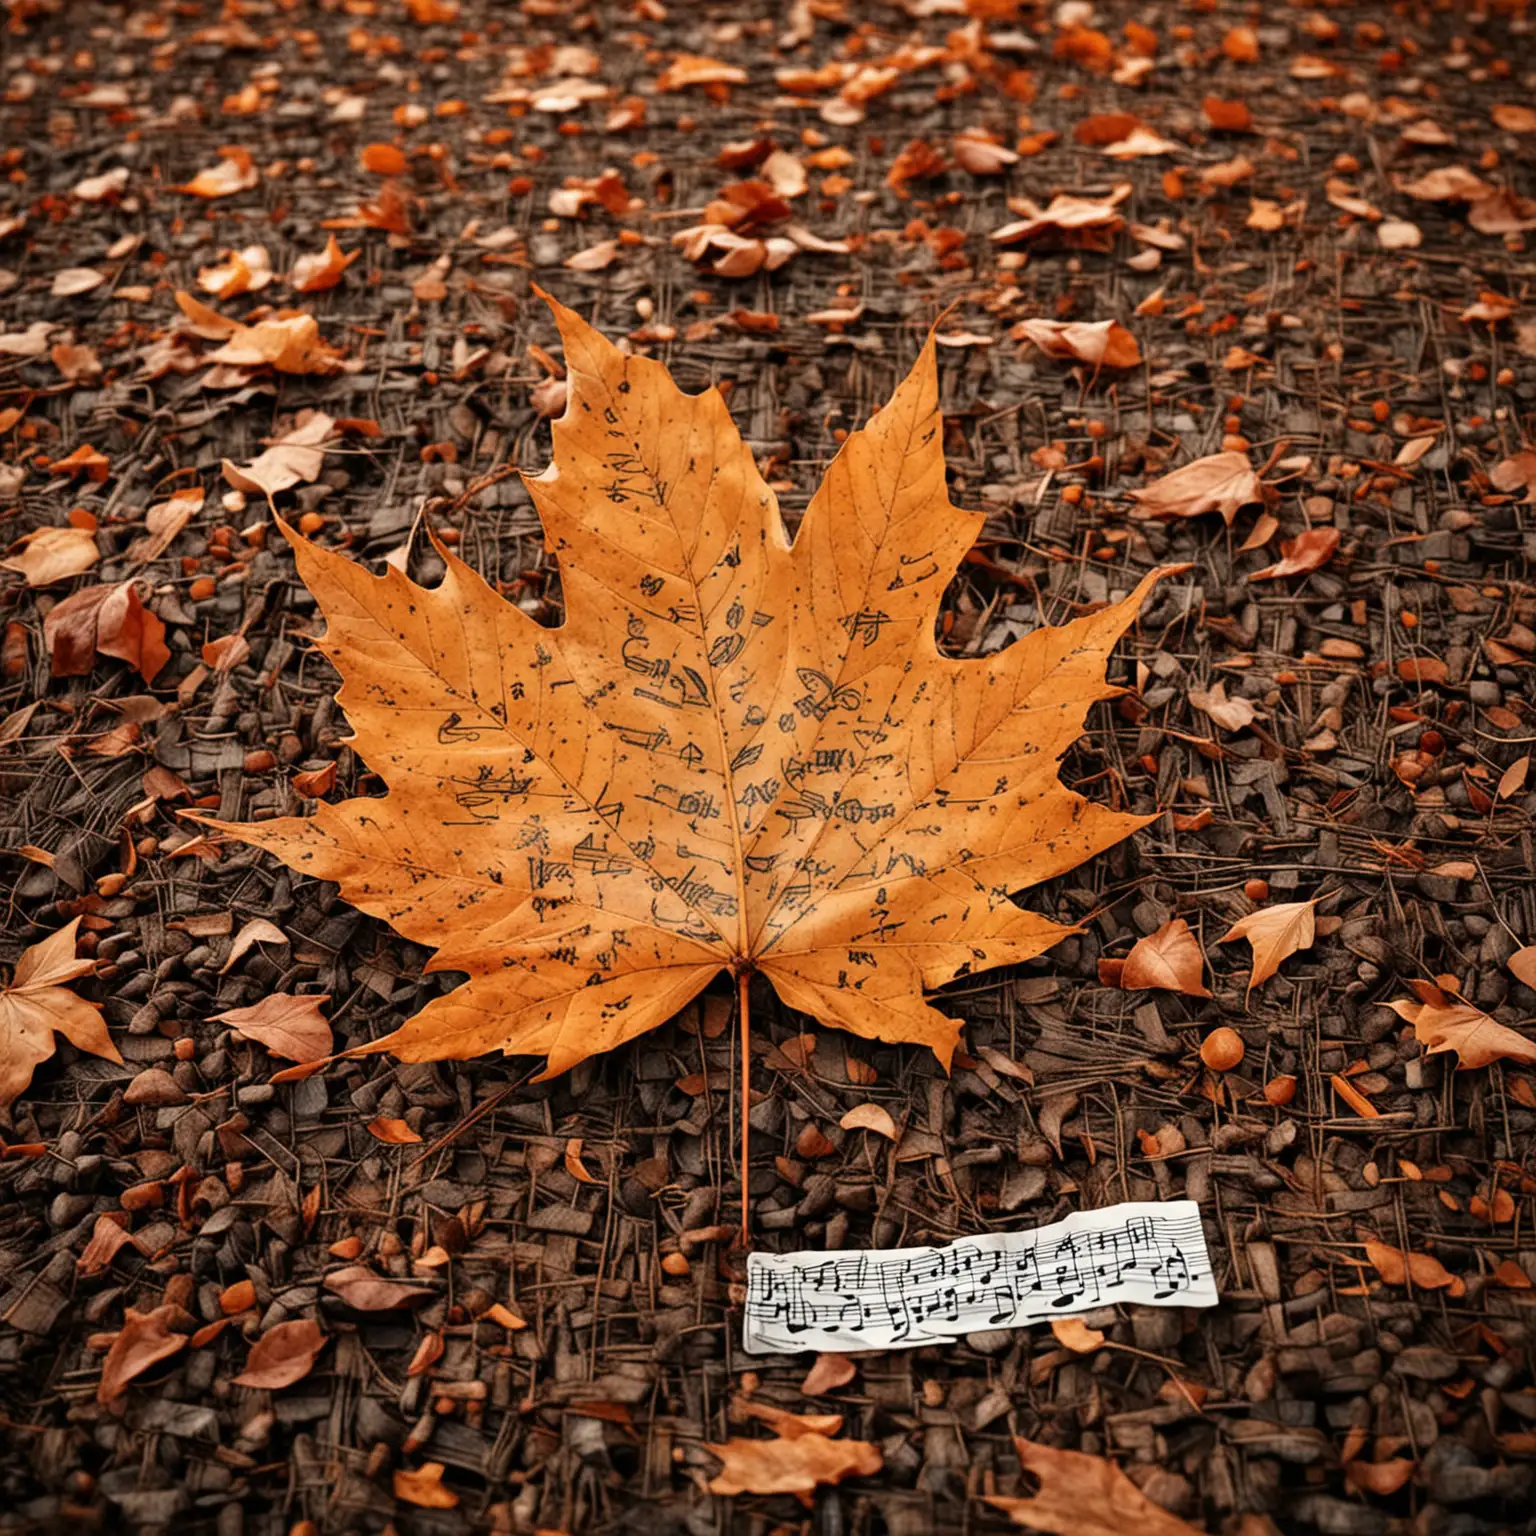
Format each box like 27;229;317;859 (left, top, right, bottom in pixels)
209;295;1159;1078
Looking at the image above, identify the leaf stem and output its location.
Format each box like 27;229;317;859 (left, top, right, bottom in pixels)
738;968;751;1250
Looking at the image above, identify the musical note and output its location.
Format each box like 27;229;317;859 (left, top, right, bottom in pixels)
742;1201;1217;1355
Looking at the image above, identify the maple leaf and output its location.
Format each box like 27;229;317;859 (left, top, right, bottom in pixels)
1386;997;1536;1070
0;919;121;1109
1127;451;1263;525
1218;898;1319;999
707;1405;881;1498
203;294;1161;1080
987;1437;1203;1536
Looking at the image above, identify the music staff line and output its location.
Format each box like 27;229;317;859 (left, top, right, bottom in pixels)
742;1202;1217;1354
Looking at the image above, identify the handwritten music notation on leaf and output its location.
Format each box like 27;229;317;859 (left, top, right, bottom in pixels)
742;1202;1217;1355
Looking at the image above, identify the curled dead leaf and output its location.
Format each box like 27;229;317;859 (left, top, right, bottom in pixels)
233;1318;327;1390
97;1306;189;1404
839;1102;898;1141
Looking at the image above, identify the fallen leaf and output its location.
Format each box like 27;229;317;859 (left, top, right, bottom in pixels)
1050;1317;1105;1353
52;267;105;298
233;1319;327;1389
77;1213;139;1277
987;1437;1204;1535
42;582;169;683
1509;947;1536;988
323;1265;435;1310
1494;104;1536;134
839;1103;899;1141
394;1463;459;1509
176;146;259;198
1387;997;1536;1070
1188;680;1257;733
97;1306;188;1405
222;411;335;499
800;1354;857;1396
656;54;748;92
1365;1237;1461;1292
1218;899;1320;999
1248;526;1341;582
0;321;55;357
1127;451;1262;525
175;292;344;375
1;525;100;586
214;993;332;1063
991;191;1128;245
197;244;273;299
221;918;289;974
367;1116;421;1145
1015;318;1142;369
0;920;121;1110
73;167;129;201
707;1429;881;1496
1498;757;1530;800
200;292;1164;1079
291;234;360;293
565;1136;600;1182
1122;919;1210;997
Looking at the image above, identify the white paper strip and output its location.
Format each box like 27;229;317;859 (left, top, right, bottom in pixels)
743;1200;1217;1354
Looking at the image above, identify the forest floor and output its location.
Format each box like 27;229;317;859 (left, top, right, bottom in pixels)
3;1;1536;1534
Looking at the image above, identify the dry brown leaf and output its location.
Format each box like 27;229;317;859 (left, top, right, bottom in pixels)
800;1353;857;1396
130;487;203;565
394;1462;459;1509
1;525;100;586
1050;1317;1105;1353
199;292;1163;1080
1218;899;1319;999
233;1319;327;1389
197;245;273;299
176;146;259;199
1248;526;1341;582
0;920;120;1110
839;1102;898;1140
1509;947;1536;988
323;1265;435;1310
707;1429;881;1497
291;234;360;294
656;54;748;91
1127;451;1262;525
987;1437;1204;1536
991;191;1128;245
77;1213;139;1277
221;918;289;974
222;411;335;499
214;993;332;1063
97;1306;188;1405
1188;680;1257;733
1016;318;1141;369
565;1136;600;1182
1387;997;1536;1070
1121;919;1210;998
1365;1237;1461;1293
43;581;169;684
175;292;344;375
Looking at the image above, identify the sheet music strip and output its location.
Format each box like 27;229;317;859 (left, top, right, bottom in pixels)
743;1201;1217;1354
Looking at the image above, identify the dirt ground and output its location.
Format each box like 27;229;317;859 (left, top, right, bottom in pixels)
3;1;1536;1533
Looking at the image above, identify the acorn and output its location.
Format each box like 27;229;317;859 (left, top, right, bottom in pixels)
1200;1026;1245;1072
